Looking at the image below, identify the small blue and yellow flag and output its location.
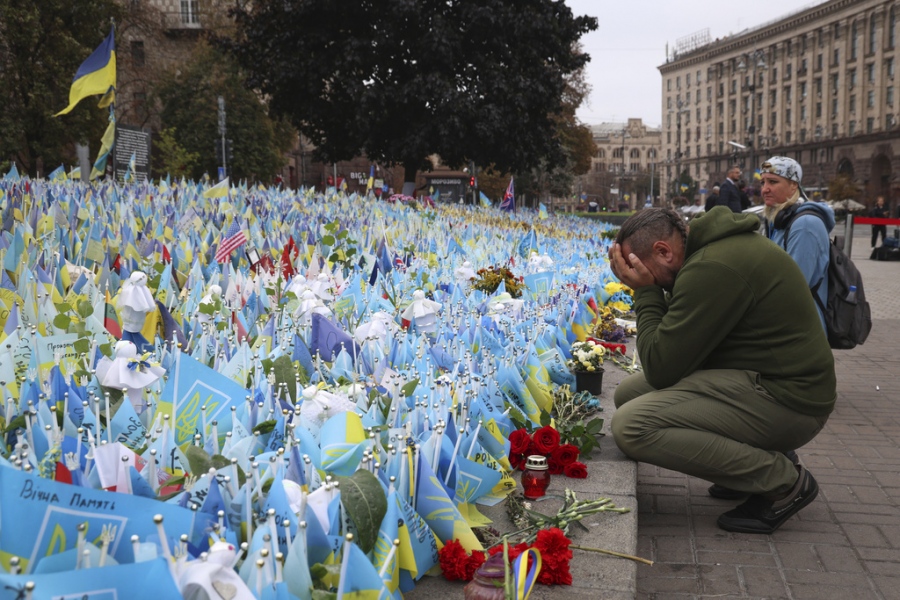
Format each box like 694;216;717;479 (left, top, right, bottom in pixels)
55;26;116;116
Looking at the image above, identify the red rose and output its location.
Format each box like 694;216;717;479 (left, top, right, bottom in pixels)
509;428;532;455
509;453;527;471
532;426;560;455
563;461;588;479
547;458;564;475
438;540;470;581
551;444;580;467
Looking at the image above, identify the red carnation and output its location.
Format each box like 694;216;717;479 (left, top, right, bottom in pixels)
464;551;486;581
533;528;573;585
509;428;532;455
438;540;470;581
563;461;588;479
551;444;580;467
532;426;561;455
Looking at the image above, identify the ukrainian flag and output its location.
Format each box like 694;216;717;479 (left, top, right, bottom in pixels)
55;26;116;116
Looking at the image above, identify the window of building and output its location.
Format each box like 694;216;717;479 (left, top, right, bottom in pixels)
815;78;822;96
786;63;793;79
832;97;839;116
686;92;691;104
771;111;777;127
833;48;839;66
888;85;895;106
787;39;793;56
131;40;145;68
801;34;808;53
706;106;712;120
649;148;657;159
816;53;823;71
718;82;724;97
849;120;856;135
630;148;640;158
717;101;723;115
707;87;712;101
181;0;199;25
667;79;672;91
785;87;792;103
850;94;856;112
786;108;792;124
718;122;724;135
686;73;691;86
696;147;700;161
729;99;736;115
800;105;807;121
612;148;623;158
686;129;691;142
800;81;807;98
816;102;822;117
868;89;875;108
731;119;736;133
731;79;737;94
598;149;606;158
770;90;777;107
849;68;857;88
867;117;875;133
891;6;897;49
800;128;807;142
834;22;841;40
832;123;839;137
889;58;896;79
677;75;681;88
786;130;792;143
685;147;690;158
832;73;839;92
667;132;671;143
706;124;712;139
667;97;672;109
696;108;701;121
867;63;875;83
869;13;877;55
134;91;147;121
772;66;778;83
851;20;859;59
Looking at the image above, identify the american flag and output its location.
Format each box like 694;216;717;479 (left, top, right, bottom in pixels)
500;176;515;212
214;219;247;263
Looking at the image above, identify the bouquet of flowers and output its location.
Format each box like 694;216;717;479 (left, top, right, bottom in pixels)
567;339;605;373
508;425;589;477
471;265;524;298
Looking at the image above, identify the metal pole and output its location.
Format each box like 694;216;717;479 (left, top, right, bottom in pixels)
218;96;227;177
844;213;854;256
650;162;655;206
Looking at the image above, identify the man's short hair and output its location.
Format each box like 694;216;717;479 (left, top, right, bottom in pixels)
712;186;720;192
615;208;687;259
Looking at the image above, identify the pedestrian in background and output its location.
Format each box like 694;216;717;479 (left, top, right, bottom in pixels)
760;156;834;332
869;196;888;248
705;186;720;213
716;165;743;213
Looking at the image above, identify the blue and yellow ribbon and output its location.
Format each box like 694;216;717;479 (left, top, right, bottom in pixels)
513;547;542;600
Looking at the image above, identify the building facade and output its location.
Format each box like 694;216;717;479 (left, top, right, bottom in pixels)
583;118;662;210
660;0;900;211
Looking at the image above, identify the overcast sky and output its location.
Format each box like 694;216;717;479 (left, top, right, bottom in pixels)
566;0;824;128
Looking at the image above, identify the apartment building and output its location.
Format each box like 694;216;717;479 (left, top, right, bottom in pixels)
660;0;899;209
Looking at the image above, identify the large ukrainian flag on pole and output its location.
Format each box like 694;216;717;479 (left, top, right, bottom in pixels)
55;26;116;116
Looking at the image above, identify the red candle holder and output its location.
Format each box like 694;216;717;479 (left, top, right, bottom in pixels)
522;455;550;499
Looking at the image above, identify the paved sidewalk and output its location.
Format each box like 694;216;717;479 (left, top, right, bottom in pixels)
636;223;900;599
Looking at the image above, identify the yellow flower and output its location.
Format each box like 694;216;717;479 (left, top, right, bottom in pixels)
587;365;595;371
593;346;604;355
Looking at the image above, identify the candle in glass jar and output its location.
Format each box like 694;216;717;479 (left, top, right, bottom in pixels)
522;455;550;499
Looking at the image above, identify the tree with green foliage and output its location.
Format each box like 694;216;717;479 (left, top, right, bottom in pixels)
155;128;200;179
0;0;121;173
153;43;293;182
225;0;597;190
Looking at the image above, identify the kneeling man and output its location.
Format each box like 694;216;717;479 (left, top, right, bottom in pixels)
608;207;835;533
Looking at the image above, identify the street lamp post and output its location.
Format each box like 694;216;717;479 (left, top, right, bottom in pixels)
737;50;767;184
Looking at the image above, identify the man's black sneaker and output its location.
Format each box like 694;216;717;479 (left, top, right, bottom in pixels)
716;466;819;534
707;451;801;500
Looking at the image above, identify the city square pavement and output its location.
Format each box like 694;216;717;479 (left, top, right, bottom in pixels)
636;222;900;600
